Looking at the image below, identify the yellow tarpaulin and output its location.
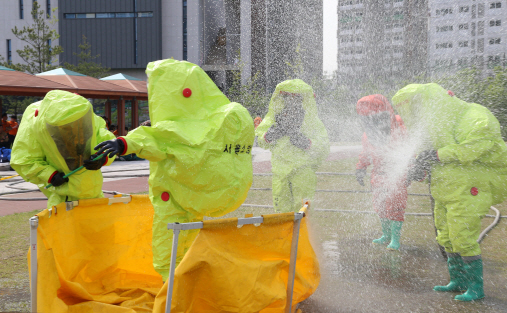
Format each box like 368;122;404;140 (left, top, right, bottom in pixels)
30;195;320;313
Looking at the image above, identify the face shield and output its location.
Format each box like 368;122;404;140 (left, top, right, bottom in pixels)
277;93;305;132
360;111;391;147
46;109;93;170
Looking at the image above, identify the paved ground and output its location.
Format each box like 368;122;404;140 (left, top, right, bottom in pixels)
0;145;361;216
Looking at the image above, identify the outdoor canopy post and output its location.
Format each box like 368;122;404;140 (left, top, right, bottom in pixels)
164;205;308;313
29;216;39;313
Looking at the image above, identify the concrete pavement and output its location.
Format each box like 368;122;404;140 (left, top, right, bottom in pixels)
0;145;361;216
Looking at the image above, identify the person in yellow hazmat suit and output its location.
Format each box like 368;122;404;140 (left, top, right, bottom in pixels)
10;90;116;209
95;59;254;280
393;83;507;302
255;79;329;212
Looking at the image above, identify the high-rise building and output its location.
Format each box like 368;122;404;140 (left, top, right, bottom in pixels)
336;0;428;87
428;0;507;75
1;0;323;96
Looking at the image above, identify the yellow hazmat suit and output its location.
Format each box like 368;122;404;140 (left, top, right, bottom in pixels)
255;79;329;212
118;59;254;280
11;91;115;209
393;83;507;301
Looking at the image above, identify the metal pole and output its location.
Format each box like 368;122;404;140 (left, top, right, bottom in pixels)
165;228;180;313
285;215;302;313
29;216;38;313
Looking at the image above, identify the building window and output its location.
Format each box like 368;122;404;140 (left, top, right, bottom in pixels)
436;42;453;49
436;8;453;16
459;41;469;47
490;2;501;9
478;3;485;17
459;6;469;13
6;40;12;64
65;12;153;19
46;0;50;18
459;23;469;30
96;13;115;18
76;13;95;18
19;0;23;19
183;1;187;60
436;25;453;32
478;21;485;35
489;38;501;44
458;58;468;68
47;39;51;65
490;20;501;26
478;38;484;53
138;12;153;17
116;12;135;18
488;55;501;68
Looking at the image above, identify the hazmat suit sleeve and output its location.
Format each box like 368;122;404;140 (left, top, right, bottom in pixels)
120;125;167;162
356;133;371;170
94;115;117;166
11;105;58;185
437;108;498;165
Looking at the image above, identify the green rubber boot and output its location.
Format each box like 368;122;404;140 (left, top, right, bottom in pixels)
433;254;467;292
387;221;403;251
455;259;485;301
372;218;391;245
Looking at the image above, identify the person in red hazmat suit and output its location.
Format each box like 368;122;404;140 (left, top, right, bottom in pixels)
355;94;408;251
95;59;254;281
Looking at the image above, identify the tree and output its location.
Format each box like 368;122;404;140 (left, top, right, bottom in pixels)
1;1;62;74
64;35;110;78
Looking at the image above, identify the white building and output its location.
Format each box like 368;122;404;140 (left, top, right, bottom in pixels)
0;0;59;66
336;0;427;85
428;0;507;74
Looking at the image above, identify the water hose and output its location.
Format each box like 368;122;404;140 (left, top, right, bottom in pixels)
45;154;106;189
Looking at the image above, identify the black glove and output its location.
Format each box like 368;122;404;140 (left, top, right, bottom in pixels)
264;125;286;143
407;150;439;182
50;172;69;187
94;139;125;158
83;154;105;171
356;168;366;186
290;132;311;150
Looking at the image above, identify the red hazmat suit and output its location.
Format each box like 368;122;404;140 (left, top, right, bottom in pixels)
356;94;408;222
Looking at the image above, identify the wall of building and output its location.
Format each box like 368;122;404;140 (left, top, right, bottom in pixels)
0;0;59;67
161;0;183;60
428;0;507;75
58;0;161;71
336;0;427;86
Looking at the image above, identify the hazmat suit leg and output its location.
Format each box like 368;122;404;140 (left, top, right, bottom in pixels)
433;201;455;253
289;167;317;211
152;206;202;281
435;200;487;257
272;171;294;213
273;167;316;212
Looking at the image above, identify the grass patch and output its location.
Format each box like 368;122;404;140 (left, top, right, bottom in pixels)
0;210;39;279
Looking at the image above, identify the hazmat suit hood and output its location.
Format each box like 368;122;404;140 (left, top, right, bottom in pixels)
392;83;466;152
256;79;330;171
356;94;403;147
10;90;116;209
36;91;94;171
392;83;507;205
146;59;230;124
